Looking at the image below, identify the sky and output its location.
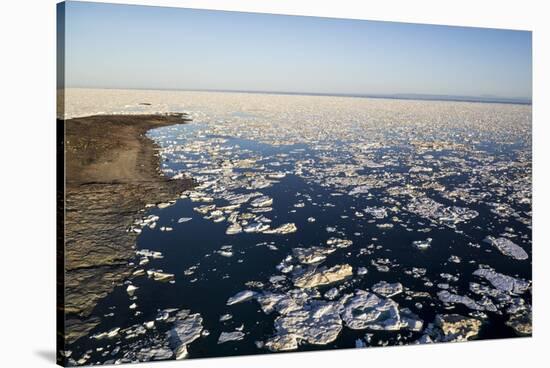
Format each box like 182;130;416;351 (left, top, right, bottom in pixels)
61;1;532;99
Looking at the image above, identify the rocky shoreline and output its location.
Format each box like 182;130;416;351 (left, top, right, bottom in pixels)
59;114;194;346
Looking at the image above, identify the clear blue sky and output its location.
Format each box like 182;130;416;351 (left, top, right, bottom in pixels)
62;1;532;99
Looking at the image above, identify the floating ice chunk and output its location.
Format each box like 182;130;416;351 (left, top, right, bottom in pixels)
144;321;155;329
292;247;335;265
409;166;432;173
193;204;216;214
483;236;528;260
406;197;478;226
326;237;353;248
293;264;353;288
177;217;192;223
157;201;175;209
268;172;286;179
370;259;392;273
448;255;461;263
264;334;298;352
472;268;530;294
324;287;339;300
307;217;316;223
400;308;424;331
250;196;273;208
371;281;403;297
342;290;403;331
412;238;432;250
437;291;485;311
136;249;163;259
243;222;270;233
147;270;175;282
217;331;245;344
92;327;120;340
263;223;297;234
270;275;286;284
349;185;370;196
431;314;481;342
126;285;138;296
225;223;242;235
357;267;368;276
267;300;343;350
276;255;295;274
217;250;233;258
256;293;297;315
170;313;203;359
226;290;257;306
174;345;188;360
363;206;387;219
135;346;174;361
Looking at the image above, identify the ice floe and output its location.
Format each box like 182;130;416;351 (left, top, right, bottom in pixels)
293;264;353;288
226;290;257;306
483;236;528;260
217;331;245;344
371;281;403;298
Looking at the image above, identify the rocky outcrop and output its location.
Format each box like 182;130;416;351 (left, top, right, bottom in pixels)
60;114;194;345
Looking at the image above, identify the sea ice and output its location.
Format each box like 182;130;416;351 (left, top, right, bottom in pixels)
293;264;353;288
217;331;245;344
472;268;530;294
226;290;258;306
483;236;528;260
371;281;403;297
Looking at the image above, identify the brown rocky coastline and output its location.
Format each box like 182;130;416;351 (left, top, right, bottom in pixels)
58;114;193;345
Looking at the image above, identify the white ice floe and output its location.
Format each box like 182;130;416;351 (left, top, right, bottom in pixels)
126;284;139;296
341;290;402;330
472;268;530;294
371;281;403;298
250;195;273;208
169;312;203;359
293;264;353;288
263;223;297;235
429;314;481;342
226;290;258;306
412;238;432;250
146;270;175;282
225;223;243;235
437;290;488;311
292;247;335;265
483;236;528;260
217;331;245;344
265;300;343;351
326;237;353;248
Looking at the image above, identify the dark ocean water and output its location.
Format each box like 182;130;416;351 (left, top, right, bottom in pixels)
65;118;531;365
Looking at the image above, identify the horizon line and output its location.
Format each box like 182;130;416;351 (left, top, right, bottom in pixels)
63;86;532;105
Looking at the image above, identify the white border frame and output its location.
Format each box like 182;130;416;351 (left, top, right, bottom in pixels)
1;1;548;367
